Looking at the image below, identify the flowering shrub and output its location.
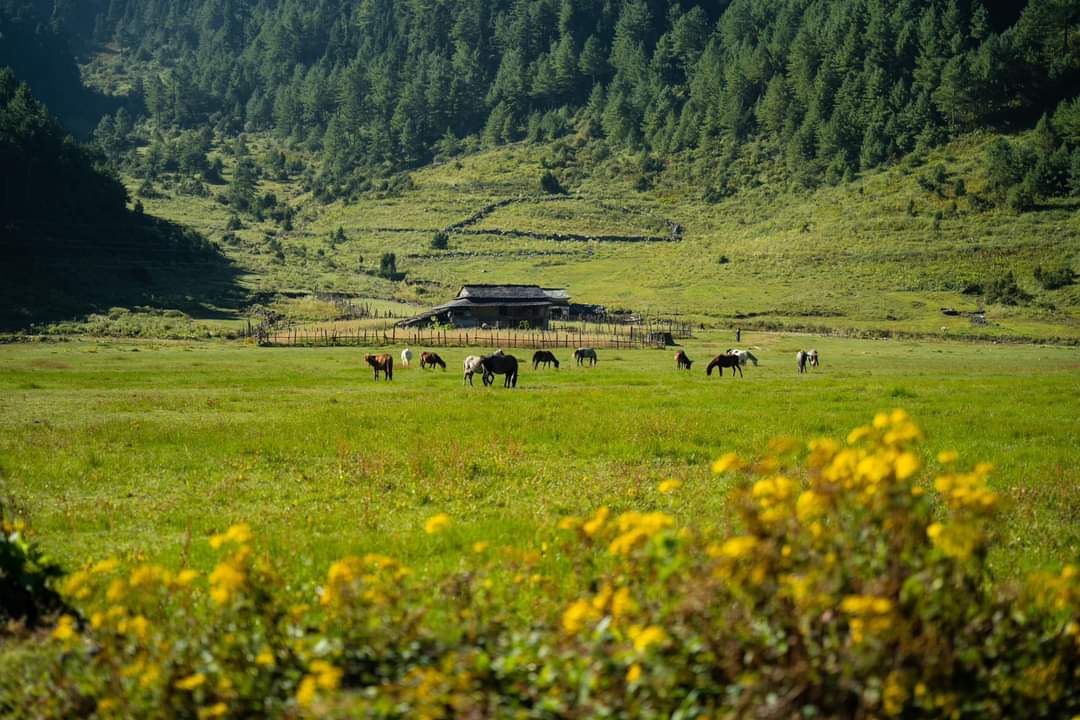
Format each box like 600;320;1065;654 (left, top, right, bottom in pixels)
0;508;67;627
6;411;1080;718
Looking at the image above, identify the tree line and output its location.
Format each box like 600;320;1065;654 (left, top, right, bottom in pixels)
5;0;1080;201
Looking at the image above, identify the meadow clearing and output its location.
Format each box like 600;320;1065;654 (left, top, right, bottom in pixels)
2;330;1077;586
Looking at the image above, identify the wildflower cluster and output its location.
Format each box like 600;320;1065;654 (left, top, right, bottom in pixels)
9;412;1080;718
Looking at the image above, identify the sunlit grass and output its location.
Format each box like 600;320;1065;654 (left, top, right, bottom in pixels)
1;332;1077;584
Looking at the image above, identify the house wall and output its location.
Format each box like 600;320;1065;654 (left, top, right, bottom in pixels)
450;305;550;329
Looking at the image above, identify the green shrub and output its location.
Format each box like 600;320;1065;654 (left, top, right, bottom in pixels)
8;414;1080;718
1034;265;1076;290
1;507;67;628
431;231;449;250
539;170;565;194
984;271;1031;305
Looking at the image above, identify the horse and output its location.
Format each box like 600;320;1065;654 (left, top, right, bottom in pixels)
575;348;598;366
364;353;393;381
400;348;413;368
725;349;759;367
463;355;489;386
796;350;819;374
532;350;560;369
675;350;694;370
481;353;519;388
420;351;446;370
706;354;743;377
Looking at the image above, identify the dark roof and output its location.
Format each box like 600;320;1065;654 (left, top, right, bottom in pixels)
542;288;570;303
458;284;550;301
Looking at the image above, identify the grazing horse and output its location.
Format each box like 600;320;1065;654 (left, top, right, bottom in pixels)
532;350;560;369
675;350;694;370
364;353;393;381
481;353;519;388
706;354;743;377
400;348;413;368
420;351;446;370
796;350;819;373
726;349;759;367
463;355;489;386
574;347;598;366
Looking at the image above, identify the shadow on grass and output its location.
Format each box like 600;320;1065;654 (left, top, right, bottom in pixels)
0;213;246;330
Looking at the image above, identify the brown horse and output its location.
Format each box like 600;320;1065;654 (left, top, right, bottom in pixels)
420;351;446;370
364;353;393;381
532;350;560;369
706;354;743;377
675;350;694;370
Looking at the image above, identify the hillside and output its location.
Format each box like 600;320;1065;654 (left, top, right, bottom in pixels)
124;129;1080;342
1;0;1078;339
0;69;240;329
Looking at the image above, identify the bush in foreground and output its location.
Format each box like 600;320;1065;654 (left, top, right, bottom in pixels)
7;412;1080;718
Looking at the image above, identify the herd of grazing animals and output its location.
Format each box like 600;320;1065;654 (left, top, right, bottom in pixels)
369;346;821;387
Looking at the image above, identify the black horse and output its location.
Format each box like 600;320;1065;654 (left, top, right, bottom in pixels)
481;354;519;388
532;350;560;369
706;354;743;377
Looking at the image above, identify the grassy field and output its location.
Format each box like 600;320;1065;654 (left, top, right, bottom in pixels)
2;331;1077;588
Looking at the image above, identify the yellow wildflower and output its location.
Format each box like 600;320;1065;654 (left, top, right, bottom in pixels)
174;569;199;587
927;522;981;560
847;425;873;445
657;479;682;494
52;614;77;642
883;671;908;716
711;452;745;474
90;558;119;575
138;664;161;689
209;561;245;605
256;647;276;668
130;564;170;589
175;673;207;691
310;660;343;690
629;625;669;653
127;614;150;641
197;703;228;720
611;587;636;621
937;449;959;464
209;523;252;549
561;599;599;634
796;490;829;523
424;513;451;534
894;451;921;480
61;571;91;600
582;506;610;537
472;541;489;553
557;516;581;531
807;437;840;467
626;663;642;683
711;535;759;560
296;676;317;706
106;579;126;603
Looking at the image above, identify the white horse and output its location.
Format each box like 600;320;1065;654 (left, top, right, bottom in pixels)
796;350;819;374
401;348;412;368
726;348;759;367
463;355;487;386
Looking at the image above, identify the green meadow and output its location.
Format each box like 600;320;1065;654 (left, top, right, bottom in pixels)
2;332;1077;586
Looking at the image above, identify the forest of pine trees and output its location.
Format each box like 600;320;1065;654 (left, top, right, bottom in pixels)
2;0;1079;201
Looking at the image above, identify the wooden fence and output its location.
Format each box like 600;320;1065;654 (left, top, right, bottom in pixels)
261;325;666;350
